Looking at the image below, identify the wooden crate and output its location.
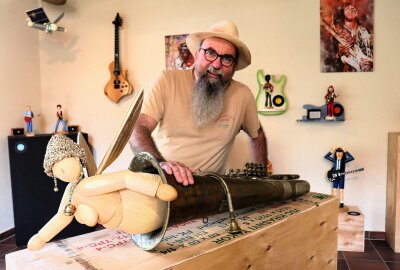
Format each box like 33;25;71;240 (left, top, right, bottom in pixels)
338;205;365;252
6;192;338;270
386;132;400;252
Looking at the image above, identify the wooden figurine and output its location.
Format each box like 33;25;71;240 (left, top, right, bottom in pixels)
24;105;34;136
324;146;354;208
27;135;177;251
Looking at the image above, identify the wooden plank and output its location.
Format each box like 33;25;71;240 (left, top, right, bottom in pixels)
6;193;338;270
386;133;400;252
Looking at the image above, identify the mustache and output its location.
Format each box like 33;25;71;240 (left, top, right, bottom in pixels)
207;66;223;76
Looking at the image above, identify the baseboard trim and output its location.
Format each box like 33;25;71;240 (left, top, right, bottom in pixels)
0;228;15;242
365;231;386;240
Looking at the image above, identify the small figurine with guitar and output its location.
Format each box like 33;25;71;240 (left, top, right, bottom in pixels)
24;105;34;136
263;75;274;109
324;146;363;208
324;85;338;120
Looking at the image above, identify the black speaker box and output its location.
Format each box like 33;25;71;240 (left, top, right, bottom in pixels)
7;133;95;246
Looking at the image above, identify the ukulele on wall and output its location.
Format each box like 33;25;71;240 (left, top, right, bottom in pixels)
104;13;133;103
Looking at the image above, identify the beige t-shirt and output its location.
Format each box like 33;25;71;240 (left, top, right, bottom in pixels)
141;69;260;174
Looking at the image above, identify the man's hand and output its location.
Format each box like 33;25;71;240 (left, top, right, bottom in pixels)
360;57;373;71
338;41;352;57
160;161;195;186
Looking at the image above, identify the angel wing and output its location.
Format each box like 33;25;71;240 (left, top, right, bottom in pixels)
96;87;144;174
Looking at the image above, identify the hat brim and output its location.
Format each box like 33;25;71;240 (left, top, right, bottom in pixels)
43;0;67;5
186;31;251;71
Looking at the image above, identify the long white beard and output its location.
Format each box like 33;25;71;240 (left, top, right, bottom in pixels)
192;67;230;128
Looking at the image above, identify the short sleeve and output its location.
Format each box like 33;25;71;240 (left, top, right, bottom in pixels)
141;71;168;123
241;91;260;138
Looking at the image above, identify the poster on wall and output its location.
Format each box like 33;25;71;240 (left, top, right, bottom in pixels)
165;34;194;70
320;0;374;72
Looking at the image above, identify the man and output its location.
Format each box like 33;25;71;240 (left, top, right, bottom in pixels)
336;3;373;72
130;21;268;186
324;147;354;208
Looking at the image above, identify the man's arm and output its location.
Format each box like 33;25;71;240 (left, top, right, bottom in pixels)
129;113;163;161
129;113;194;186
248;126;268;164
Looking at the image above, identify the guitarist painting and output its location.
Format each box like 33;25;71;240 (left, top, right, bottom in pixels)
320;0;373;72
324;147;354;208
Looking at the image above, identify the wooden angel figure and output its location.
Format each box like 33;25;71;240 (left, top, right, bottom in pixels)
28;134;177;251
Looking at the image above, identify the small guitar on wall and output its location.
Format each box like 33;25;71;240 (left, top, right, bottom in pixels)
255;70;288;116
327;168;364;182
104;13;133;103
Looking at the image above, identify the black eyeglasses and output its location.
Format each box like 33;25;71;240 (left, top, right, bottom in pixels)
200;48;236;67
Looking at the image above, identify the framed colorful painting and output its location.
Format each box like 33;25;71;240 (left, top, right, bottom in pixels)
320;0;374;72
165;34;194;70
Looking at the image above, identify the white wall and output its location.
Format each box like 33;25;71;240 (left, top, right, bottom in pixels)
1;0;399;233
0;0;42;233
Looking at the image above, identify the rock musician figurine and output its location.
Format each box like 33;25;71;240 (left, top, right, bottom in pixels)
55;104;67;133
263;75;274;109
24;105;34;136
324;85;338;120
324;146;354;208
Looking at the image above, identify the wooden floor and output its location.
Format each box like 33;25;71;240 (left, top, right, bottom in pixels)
1;234;400;270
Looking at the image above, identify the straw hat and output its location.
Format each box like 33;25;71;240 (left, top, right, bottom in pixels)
43;0;67;5
186;21;251;71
